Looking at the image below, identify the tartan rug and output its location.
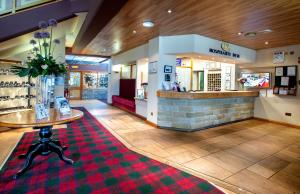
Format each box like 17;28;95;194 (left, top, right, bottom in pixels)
0;107;224;194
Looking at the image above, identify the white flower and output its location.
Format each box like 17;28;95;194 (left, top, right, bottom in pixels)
41;64;48;70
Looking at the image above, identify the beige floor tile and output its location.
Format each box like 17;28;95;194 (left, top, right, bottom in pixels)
138;144;171;158
204;151;253;173
182;142;220;157
184;158;233;180
164;146;188;155
281;162;300;178
247;156;290;178
225;169;292;194
269;169;300;193
166;151;200;164
225;143;271;163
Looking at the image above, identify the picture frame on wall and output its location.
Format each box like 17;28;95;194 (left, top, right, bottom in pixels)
148;61;158;74
164;65;172;73
273;51;285;64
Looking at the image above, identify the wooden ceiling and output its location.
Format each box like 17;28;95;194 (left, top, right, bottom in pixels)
82;0;300;56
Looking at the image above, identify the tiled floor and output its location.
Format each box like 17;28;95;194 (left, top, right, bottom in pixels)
1;100;299;194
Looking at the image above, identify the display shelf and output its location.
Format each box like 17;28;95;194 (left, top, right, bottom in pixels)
207;71;221;91
0;61;35;112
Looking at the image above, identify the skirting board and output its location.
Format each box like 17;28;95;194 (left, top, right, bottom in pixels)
254;117;300;129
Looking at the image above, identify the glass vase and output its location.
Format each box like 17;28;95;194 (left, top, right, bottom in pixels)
36;75;54;113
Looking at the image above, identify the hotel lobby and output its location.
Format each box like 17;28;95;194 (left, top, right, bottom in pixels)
0;0;300;194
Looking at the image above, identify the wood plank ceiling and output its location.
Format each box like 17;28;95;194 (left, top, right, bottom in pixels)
82;0;300;56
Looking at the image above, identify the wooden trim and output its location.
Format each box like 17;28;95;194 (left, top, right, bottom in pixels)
157;90;259;99
254;117;300;129
111;104;147;121
145;120;157;128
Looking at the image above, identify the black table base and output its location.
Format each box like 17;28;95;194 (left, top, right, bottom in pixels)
13;126;73;179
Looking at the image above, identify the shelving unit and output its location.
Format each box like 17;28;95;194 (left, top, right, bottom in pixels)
0;61;36;114
207;71;221;91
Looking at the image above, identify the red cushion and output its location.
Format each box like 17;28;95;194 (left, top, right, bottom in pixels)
112;95;135;113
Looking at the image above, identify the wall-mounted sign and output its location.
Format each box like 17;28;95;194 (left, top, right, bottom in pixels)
273;51;285;64
209;42;240;58
176;58;182;66
221;42;230;52
164;65;172;73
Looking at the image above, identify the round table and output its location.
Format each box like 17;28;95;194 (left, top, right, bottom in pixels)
0;108;84;179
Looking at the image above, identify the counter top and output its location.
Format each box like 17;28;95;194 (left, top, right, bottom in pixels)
157;90;259;99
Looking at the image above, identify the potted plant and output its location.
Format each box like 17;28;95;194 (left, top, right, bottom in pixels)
11;19;67;111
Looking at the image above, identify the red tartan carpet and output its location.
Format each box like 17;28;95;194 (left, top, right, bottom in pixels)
0;108;224;194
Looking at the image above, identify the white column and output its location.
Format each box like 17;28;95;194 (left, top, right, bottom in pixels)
107;60;120;104
146;37;177;124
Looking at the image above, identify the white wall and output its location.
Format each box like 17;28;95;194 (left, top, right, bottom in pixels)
136;59;148;90
161;34;256;64
239;44;300;126
112;44;148;65
107;62;120;104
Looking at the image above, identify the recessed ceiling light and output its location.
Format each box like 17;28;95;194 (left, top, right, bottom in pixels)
168;9;172;14
244;32;257;38
263;29;272;33
265;41;269;45
142;20;155;28
238;32;242;36
133;30;137;34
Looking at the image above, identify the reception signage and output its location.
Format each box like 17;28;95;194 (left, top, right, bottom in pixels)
209;42;240;58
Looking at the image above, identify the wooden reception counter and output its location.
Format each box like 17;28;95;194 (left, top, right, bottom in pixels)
157;90;259;99
157;90;259;131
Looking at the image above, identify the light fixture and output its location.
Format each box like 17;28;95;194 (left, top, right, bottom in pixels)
133;30;137;34
142;20;155;28
265;41;269;45
244;32;257;38
262;29;272;33
167;9;172;14
238;32;242;36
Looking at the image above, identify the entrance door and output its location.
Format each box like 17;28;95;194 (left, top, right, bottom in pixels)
68;71;82;100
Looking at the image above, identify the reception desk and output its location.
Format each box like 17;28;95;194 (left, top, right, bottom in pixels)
157;90;259;131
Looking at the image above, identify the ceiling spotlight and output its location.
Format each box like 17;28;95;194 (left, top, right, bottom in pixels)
238;32;242;36
133;30;137;34
142;20;155;28
168;9;172;14
265;41;269;45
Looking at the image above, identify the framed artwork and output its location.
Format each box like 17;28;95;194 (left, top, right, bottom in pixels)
273;51;285;64
165;74;171;81
275;67;283;76
164;65;172;73
148;61;157;74
287;66;296;76
281;77;289;86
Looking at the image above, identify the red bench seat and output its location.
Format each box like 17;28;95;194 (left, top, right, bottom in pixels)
112;95;135;113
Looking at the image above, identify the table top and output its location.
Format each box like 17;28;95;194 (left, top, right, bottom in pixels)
0;109;84;128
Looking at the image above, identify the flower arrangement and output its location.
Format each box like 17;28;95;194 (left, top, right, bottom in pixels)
237;77;247;84
11;19;67;78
